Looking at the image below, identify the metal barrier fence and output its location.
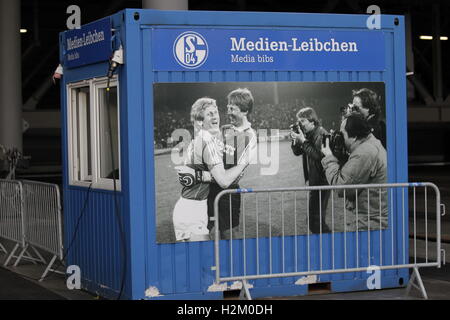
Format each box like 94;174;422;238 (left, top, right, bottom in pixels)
0;180;26;266
0;179;64;281
213;182;445;299
21;180;64;280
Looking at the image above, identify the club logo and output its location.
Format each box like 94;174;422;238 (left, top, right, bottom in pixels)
173;31;208;69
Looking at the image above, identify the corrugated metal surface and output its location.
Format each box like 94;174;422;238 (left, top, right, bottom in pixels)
64;188;124;296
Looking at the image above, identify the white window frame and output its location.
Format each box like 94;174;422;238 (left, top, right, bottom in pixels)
67;76;121;191
93;78;122;190
67;80;92;186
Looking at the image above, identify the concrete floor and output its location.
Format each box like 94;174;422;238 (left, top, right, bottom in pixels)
0;241;97;300
0;266;65;300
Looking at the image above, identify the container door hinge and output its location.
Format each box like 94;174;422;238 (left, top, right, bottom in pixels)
442;249;446;265
211;266;217;271
441;204;446;216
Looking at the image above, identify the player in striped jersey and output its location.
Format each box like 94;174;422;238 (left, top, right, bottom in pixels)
207;88;258;239
172;97;250;242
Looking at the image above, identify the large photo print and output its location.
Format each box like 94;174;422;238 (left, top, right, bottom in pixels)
154;82;387;244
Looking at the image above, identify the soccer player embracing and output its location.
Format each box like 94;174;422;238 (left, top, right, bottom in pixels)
172;97;250;242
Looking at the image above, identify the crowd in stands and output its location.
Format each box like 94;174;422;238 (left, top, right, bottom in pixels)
154;111;193;149
154;100;337;149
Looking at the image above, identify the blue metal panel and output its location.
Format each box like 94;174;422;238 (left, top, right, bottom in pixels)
121;12;149;300
130;8;399;31
64;188;125;298
60;11;133;299
393;16;410;283
142;29;159;298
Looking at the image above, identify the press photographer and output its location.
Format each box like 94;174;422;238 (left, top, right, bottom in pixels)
290;107;330;234
342;88;386;148
322;129;348;164
321;112;388;230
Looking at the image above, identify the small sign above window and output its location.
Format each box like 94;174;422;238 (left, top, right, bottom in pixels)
63;17;112;69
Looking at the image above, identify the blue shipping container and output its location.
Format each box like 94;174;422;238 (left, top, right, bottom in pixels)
59;9;408;300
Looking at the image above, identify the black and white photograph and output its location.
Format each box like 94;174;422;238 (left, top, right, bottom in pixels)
154;82;388;244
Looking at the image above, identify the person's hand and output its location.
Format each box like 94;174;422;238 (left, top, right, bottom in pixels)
321;137;333;157
290;130;305;143
175;166;212;187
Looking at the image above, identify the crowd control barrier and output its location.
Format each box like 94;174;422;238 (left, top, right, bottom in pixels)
0;180;27;266
21;181;64;280
213;183;445;299
0;179;64;281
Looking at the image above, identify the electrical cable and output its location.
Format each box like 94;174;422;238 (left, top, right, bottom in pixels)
106;61;127;300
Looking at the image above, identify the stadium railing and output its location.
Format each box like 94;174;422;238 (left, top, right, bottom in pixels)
212;183;445;300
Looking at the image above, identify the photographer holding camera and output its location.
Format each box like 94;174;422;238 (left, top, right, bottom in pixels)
344;88;386;149
290;107;331;234
321;112;388;231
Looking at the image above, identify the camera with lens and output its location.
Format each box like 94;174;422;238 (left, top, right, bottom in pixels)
289;122;303;134
340;103;360;117
322;130;348;163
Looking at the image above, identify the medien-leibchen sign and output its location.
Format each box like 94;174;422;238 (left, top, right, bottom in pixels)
63;17;112;69
152;28;385;71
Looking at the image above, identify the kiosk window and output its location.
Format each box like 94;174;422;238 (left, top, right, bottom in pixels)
71;86;92;182
98;86;120;181
67;77;121;190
